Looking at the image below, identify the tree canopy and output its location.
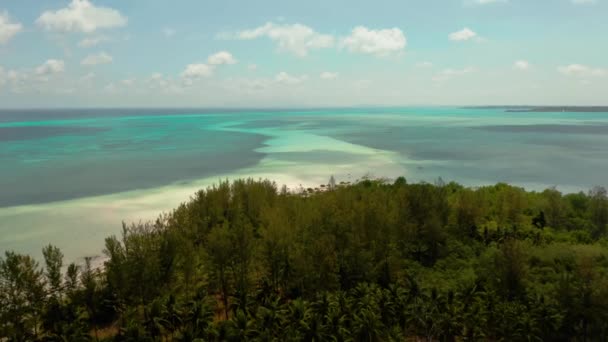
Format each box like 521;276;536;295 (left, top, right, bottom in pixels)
2;177;608;341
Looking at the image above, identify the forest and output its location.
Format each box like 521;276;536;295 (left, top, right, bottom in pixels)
1;177;608;341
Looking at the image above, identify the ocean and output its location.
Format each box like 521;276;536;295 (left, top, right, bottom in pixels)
2;107;608;262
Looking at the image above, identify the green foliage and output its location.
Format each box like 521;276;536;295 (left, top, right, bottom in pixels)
2;178;608;341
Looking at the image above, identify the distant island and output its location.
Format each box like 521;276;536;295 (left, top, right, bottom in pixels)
2;177;607;341
466;106;608;113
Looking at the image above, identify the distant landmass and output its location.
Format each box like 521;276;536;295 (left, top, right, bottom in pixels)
466;106;608;112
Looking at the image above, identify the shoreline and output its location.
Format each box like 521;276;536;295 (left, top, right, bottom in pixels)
0;152;406;264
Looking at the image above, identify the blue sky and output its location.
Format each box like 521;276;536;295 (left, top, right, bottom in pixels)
0;0;606;107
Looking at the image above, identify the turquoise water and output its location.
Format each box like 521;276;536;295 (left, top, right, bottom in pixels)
2;107;608;262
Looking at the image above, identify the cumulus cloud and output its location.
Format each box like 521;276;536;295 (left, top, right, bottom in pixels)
320;72;339;80
78;35;109;47
148;73;168;88
181;51;237;81
0;60;70;93
558;64;606;77
181;64;214;79
81;52;112;65
342;26;406;57
5;69;28;92
514;60;530;70
149;73;164;81
0;11;23;44
121;78;135;87
432;67;475;82
237;22;334;57
449;28;477;41
208;51;237;65
145;73;183;93
36;0;127;33
35;59;65;76
275;71;308;85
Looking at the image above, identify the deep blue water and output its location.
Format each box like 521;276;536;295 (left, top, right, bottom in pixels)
2;107;608;208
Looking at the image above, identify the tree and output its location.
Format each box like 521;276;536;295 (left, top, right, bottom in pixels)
329;175;337;190
588;186;608;238
542;187;565;228
42;245;64;296
0;251;46;340
206;224;234;319
532;211;546;229
495;240;528;300
453;188;484;235
81;257;100;341
3;178;608;341
65;263;79;296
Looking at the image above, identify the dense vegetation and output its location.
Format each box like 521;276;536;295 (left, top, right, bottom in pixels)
2;177;608;341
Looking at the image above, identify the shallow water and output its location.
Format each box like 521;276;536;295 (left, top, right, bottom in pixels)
1;107;608;262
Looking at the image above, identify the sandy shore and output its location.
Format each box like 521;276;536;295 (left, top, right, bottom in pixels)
0;148;407;265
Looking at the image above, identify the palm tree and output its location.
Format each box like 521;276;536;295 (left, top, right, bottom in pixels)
352;307;384;342
226;309;254;341
324;305;348;342
252;298;285;341
181;299;215;340
145;298;171;340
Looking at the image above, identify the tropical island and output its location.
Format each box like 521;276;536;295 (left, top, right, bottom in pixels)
2;177;607;341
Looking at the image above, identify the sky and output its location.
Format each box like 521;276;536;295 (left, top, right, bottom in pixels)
0;0;606;108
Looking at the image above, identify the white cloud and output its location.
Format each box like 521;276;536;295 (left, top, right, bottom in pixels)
103;83;116;92
78;35;109;47
148;73;167;87
514;60;530;70
320;72;339;80
572;0;597;4
149;73;163;81
146;73;183;93
558;64;606;77
121;78;135;87
37;0;127;33
237;22;334;57
1;60;69;92
449;28;477;41
80;72;95;82
275;71;308;85
208;51;237;65
473;0;508;4
0;11;23;45
35;59;65;75
432;67;475;82
342;26;406;57
181;63;213;79
162;27;176;37
248;64;258;71
416;61;434;68
81;52;113;66
5;69;29;92
181;51;237;80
